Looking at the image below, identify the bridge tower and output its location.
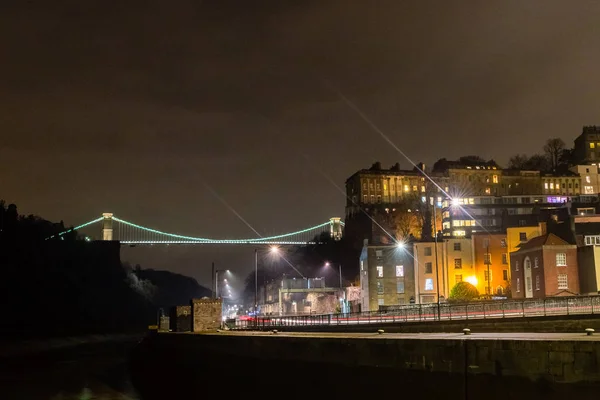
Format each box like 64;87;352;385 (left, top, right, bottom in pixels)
102;213;114;241
329;217;343;241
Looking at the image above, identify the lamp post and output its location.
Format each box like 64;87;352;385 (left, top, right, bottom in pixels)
432;197;441;320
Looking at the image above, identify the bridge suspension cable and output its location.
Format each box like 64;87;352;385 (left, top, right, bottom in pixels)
46;214;344;245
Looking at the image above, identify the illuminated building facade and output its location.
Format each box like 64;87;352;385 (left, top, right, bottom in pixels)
471;233;511;296
359;242;416;311
510;234;579;299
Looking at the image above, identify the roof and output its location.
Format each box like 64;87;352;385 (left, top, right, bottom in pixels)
515;233;571;252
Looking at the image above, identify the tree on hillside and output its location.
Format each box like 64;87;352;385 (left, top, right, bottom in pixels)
507;154;529;169
448;282;479;302
507;153;551;171
543;138;566;170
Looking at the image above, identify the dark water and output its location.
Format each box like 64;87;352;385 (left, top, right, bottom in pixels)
2;336;600;400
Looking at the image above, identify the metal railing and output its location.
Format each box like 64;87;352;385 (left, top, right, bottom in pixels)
231;295;600;330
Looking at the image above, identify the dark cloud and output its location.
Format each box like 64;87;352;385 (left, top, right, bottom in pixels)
1;0;599;288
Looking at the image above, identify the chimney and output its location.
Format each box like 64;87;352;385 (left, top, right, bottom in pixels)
539;222;547;235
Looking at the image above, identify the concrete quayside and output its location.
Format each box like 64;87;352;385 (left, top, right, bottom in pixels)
132;330;600;400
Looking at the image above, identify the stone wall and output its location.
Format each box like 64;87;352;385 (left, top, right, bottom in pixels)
149;332;600;385
170;305;192;332
191;299;222;331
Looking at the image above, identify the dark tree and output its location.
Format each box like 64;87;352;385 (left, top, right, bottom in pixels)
543;138;566;170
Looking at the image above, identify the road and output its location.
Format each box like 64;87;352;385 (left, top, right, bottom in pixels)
0;336;143;400
236;303;599;328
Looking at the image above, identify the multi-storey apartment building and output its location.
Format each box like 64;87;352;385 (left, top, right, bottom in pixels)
359;242;416;311
574;125;600;165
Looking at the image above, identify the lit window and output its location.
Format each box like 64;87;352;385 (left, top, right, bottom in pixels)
550;183;554;189
516;278;521;292
454;230;466;237
383;183;387;190
556;253;566;267
421;185;426;192
544;183;549;189
591;143;596;149
454;258;462;269
558;274;568;289
360;261;364;271
412;185;418;191
492;175;498;183
377;281;384;294
586;176;591;183
378;298;384;305
376;266;383;277
395;265;404;277
425;278;433;291
404;184;409;192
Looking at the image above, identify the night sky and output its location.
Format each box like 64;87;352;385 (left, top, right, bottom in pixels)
2;1;600;294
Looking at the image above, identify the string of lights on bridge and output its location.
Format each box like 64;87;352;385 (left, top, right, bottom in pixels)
47;215;344;245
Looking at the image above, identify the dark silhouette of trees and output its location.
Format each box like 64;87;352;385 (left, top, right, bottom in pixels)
543;138;566;170
508;137;573;172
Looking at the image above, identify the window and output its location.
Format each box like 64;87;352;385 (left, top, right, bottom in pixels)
591;143;596;149
503;270;508;280
585;235;600;245
424;262;433;274
375;250;383;257
515;261;519;271
425;278;433;291
484;270;492;281
455;274;463;284
502;253;508;264
535;275;540;291
524;257;531;269
395;265;404;277
363;195;367;202
454;258;462;269
376;266;383;277
377;281;384;294
534;257;539;268
519;232;527;242
378;298;384;306
484;253;491;264
360;261;364;271
526;276;532;292
556;253;567;267
483;238;490;248
493;175;498;183
453;242;461;251
404;184;409;192
516;278;521;292
424;247;432;256
396;281;405;294
558;274;568;289
500;239;507;248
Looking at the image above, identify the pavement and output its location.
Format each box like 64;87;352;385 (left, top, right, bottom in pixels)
187;330;600;341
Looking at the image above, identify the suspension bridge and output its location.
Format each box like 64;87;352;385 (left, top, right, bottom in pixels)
47;213;344;245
